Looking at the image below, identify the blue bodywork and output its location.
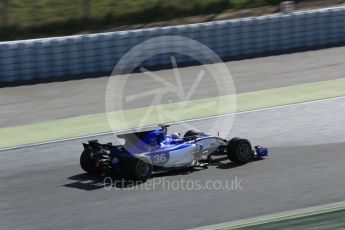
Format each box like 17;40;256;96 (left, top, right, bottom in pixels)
80;125;271;182
255;147;269;158
105;129;197;168
83;126;269;173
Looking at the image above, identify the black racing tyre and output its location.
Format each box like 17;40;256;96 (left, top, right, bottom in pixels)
227;138;253;164
80;150;100;174
124;159;152;181
184;130;203;137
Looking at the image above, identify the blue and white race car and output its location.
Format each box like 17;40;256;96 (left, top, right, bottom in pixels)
80;124;268;181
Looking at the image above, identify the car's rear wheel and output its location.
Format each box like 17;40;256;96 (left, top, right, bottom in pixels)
125;159;152;181
80;150;101;174
227;138;253;164
184;130;204;137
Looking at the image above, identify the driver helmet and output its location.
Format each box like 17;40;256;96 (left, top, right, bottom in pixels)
171;132;181;139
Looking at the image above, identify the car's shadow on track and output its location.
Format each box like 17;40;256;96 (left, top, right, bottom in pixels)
63;168;200;191
211;155;265;169
152;167;200;178
209;156;243;170
63;173;107;191
63;156;252;191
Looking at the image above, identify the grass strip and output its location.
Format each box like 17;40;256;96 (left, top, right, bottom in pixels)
1;77;345;149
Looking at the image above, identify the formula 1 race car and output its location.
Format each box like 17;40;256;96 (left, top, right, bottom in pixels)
80;124;268;181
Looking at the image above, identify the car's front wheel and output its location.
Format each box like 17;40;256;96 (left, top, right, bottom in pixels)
227;138;253;164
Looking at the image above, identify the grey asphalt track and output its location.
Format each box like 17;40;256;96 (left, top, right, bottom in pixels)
2;96;345;230
1;46;345;128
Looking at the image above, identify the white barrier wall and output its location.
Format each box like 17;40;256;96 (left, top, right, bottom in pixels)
0;6;345;83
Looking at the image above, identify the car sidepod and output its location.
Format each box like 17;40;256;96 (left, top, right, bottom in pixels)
148;143;197;168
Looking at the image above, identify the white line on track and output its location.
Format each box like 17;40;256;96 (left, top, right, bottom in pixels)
1;95;345;152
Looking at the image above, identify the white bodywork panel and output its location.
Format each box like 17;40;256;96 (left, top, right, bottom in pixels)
140;137;224;168
196;137;222;156
164;144;197;167
164;137;223;167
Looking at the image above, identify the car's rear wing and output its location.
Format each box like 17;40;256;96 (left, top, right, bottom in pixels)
82;140;114;151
